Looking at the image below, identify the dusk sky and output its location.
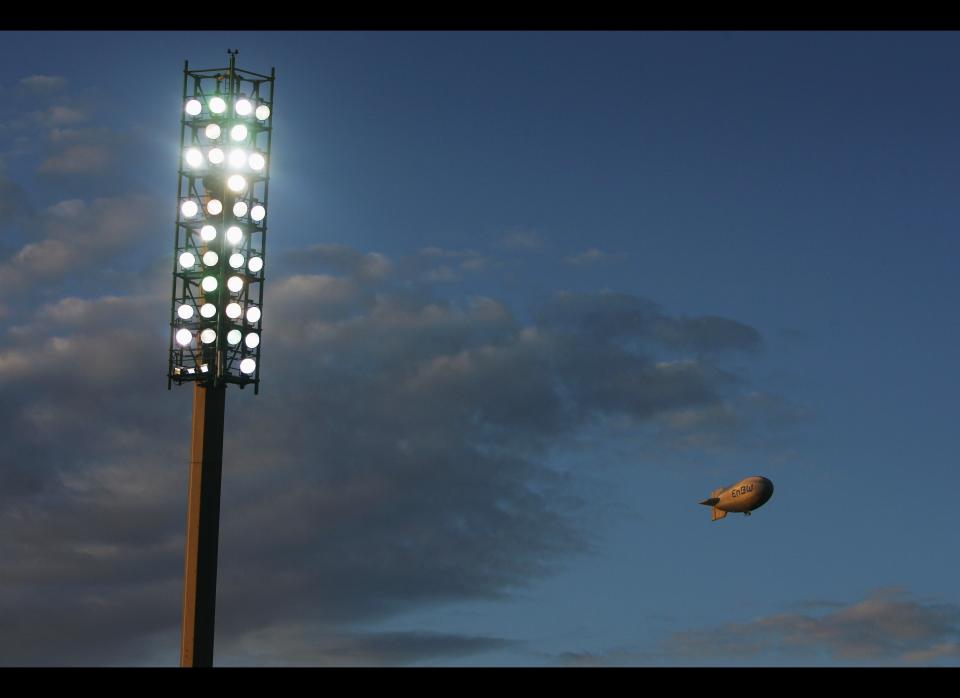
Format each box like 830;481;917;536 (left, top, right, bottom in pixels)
1;31;959;666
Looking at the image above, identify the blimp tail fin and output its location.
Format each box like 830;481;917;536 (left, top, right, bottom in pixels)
711;507;727;521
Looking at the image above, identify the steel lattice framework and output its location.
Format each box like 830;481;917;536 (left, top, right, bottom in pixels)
168;52;274;394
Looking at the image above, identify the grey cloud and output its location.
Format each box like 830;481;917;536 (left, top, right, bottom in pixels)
39;143;110;174
19;75;67;94
498;230;544;252
564;248;620;265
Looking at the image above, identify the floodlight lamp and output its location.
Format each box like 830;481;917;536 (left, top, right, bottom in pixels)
250;204;265;222
185;148;204;168
235;98;253;116
200;225;217;242
233;201;248;217
227;175;247;193
200;303;217;318
248;152;265;171
230;124;248;142
205;123;222;140
227;329;242;345
181;200;199;218
200;328;217;344
245;332;260;349
178;252;196;269
176;328;193;346
208;147;225;165
227;275;244;293
177;304;195;320
229;253;245;269
248;256;263;273
185;99;202;116
202;250;219;267
255;104;270;121
246;306;261;323
207;199;223;215
209;96;227;114
226;226;243;245
240;358;257;374
225;302;242;319
228;149;247;169
201;276;218;292
200;364;209;373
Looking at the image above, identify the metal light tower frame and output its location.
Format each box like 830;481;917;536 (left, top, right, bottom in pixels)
169;50;275;668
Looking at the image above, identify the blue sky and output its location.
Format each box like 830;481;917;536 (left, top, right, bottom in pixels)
0;31;958;666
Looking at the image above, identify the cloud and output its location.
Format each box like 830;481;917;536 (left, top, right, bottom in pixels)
498;230;544;252
38;143;110;175
564;248;619;265
19;75;67;94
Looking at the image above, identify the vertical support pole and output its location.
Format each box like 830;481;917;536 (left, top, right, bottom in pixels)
180;382;227;667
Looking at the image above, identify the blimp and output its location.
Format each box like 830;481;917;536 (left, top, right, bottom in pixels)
699;476;773;521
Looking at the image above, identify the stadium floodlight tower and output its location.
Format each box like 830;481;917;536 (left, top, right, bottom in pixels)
168;49;274;668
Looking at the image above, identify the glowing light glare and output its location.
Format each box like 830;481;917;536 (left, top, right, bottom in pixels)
229;253;245;268
230;124;248;142
201;328;217;344
209;96;226;114
246;306;261;323
227;275;244;293
228;148;247;168
227;329;242;345
226;226;243;245
250;204;266;222
201;276;218;292
208;147;224;165
205;123;221;140
233;201;248;217
227;175;247;193
235;98;253;116
185;148;203;168
180;200;199;218
202;250;219;267
206;199;223;215
185;99;202;116
176;328;193;346
255;104;270;120
177;304;194;320
240;358;257;374
248;256;263;273
245;333;260;349
178;252;196;269
200;225;217;242
225;303;242;319
200;303;217;319
248;152;266;171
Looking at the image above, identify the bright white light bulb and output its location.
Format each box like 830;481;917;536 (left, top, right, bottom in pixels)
248;256;263;273
201;328;217;344
227;329;242;345
246;306;261;323
240;358;257;374
227;175;247;193
225;303;242;319
227;275;244;293
176;328;193;346
200;303;217;318
230;124;248;142
209;96;226;114
229;253;245;269
201;276;218;292
185;99;202;116
202;250;219;267
245;332;260;349
248;152;265;171
233;201;248;217
200;225;217;242
235;98;253;116
228;148;247;168
255;104;270;121
250;204;265;222
185;148;203;168
226;226;243;245
205;123;221;139
180;200;198;218
178;252;196;269
206;199;223;215
208;147;224;165
177;304;194;320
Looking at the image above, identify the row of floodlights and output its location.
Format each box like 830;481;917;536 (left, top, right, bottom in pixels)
175;326;260;350
185;97;270;121
178;250;264;273
177;302;261;324
178;272;249;294
185;146;266;173
174;357;258;375
181;199;266;221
